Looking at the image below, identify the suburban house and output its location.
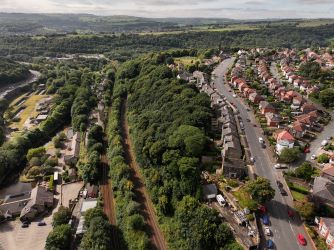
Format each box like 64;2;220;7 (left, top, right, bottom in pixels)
20;186;53;221
275;130;295;155
322;164;334;182
248;92;263;104
64;132;81;166
265;113;281;127
312;177;334;208
301;103;317;114
317;217;334;249
259;101;276;115
289;121;307;138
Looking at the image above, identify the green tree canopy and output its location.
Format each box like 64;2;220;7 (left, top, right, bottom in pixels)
52;206;71;227
244;177;275;204
279;147;301;163
45;224;71;250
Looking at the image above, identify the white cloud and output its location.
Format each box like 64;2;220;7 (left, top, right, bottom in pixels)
0;0;333;18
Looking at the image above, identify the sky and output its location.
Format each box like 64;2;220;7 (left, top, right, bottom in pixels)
0;0;334;19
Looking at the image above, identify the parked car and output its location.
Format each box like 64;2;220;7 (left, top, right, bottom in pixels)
311;154;317;160
259;205;267;214
38;221;46;226
233;94;237;98
297;233;307;245
246;118;251;122
327;136;333;141
21;223;29;228
216;194;227;207
262;214;270;225
288;210;295;218
253;124;257;127
280;188;288;196
250;157;255;163
276;180;283;188
274;164;281;169
264;226;271;236
267;239;274;249
321;140;329;147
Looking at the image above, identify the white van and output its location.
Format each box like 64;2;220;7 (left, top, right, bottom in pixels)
216;194;227;207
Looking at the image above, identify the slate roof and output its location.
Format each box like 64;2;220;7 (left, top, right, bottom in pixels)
313;177;334;201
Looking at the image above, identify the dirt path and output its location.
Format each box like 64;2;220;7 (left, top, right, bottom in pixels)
120;97;167;250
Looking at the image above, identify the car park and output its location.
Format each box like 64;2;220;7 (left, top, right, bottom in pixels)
297;233;307;245
264;226;271;236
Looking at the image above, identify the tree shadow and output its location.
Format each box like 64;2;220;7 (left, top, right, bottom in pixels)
266;199;303;226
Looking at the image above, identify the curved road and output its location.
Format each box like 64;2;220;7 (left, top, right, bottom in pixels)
0;70;41;99
213;58;314;250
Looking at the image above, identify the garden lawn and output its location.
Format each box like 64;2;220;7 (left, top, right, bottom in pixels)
291;190;306;202
233;187;257;210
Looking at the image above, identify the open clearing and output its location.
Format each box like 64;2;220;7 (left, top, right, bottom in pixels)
9;94;48;130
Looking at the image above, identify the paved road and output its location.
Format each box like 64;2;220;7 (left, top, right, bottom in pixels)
212;58;314;250
0;70;41;99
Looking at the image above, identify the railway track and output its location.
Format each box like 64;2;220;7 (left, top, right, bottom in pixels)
120;97;167;250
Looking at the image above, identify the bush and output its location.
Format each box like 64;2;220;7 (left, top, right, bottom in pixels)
318;153;329;164
52;206;71;227
49;175;54;191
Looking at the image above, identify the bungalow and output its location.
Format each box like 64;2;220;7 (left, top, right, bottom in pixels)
289;121;307;139
276;130;295;155
249;92;263;104
64;132;81;166
312;176;334;208
20;186;53;221
265;113;281;127
317;217;334;249
292;94;304;108
259;101;276;115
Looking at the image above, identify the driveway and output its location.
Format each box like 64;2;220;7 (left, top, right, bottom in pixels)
212;59;314;250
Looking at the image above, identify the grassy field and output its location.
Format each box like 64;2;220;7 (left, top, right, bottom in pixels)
174;56;200;66
139;23;258;36
9;94;48;130
297;19;334;27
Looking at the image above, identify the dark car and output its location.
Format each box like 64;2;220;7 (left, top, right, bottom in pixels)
246;118;251;122
280;188;288;196
276;180;283;188
262;214;270;225
267;239;274;249
38;221;46;226
21;223;29;228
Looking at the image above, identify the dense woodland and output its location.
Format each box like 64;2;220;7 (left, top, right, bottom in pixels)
1;23;334;61
106;53;242;249
0;58;107;186
0;58;30;86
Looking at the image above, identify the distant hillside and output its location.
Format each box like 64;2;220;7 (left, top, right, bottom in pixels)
0;58;30;86
0;13;174;35
0;13;333;35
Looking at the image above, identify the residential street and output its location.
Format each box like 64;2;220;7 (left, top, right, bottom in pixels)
213;58;314;250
